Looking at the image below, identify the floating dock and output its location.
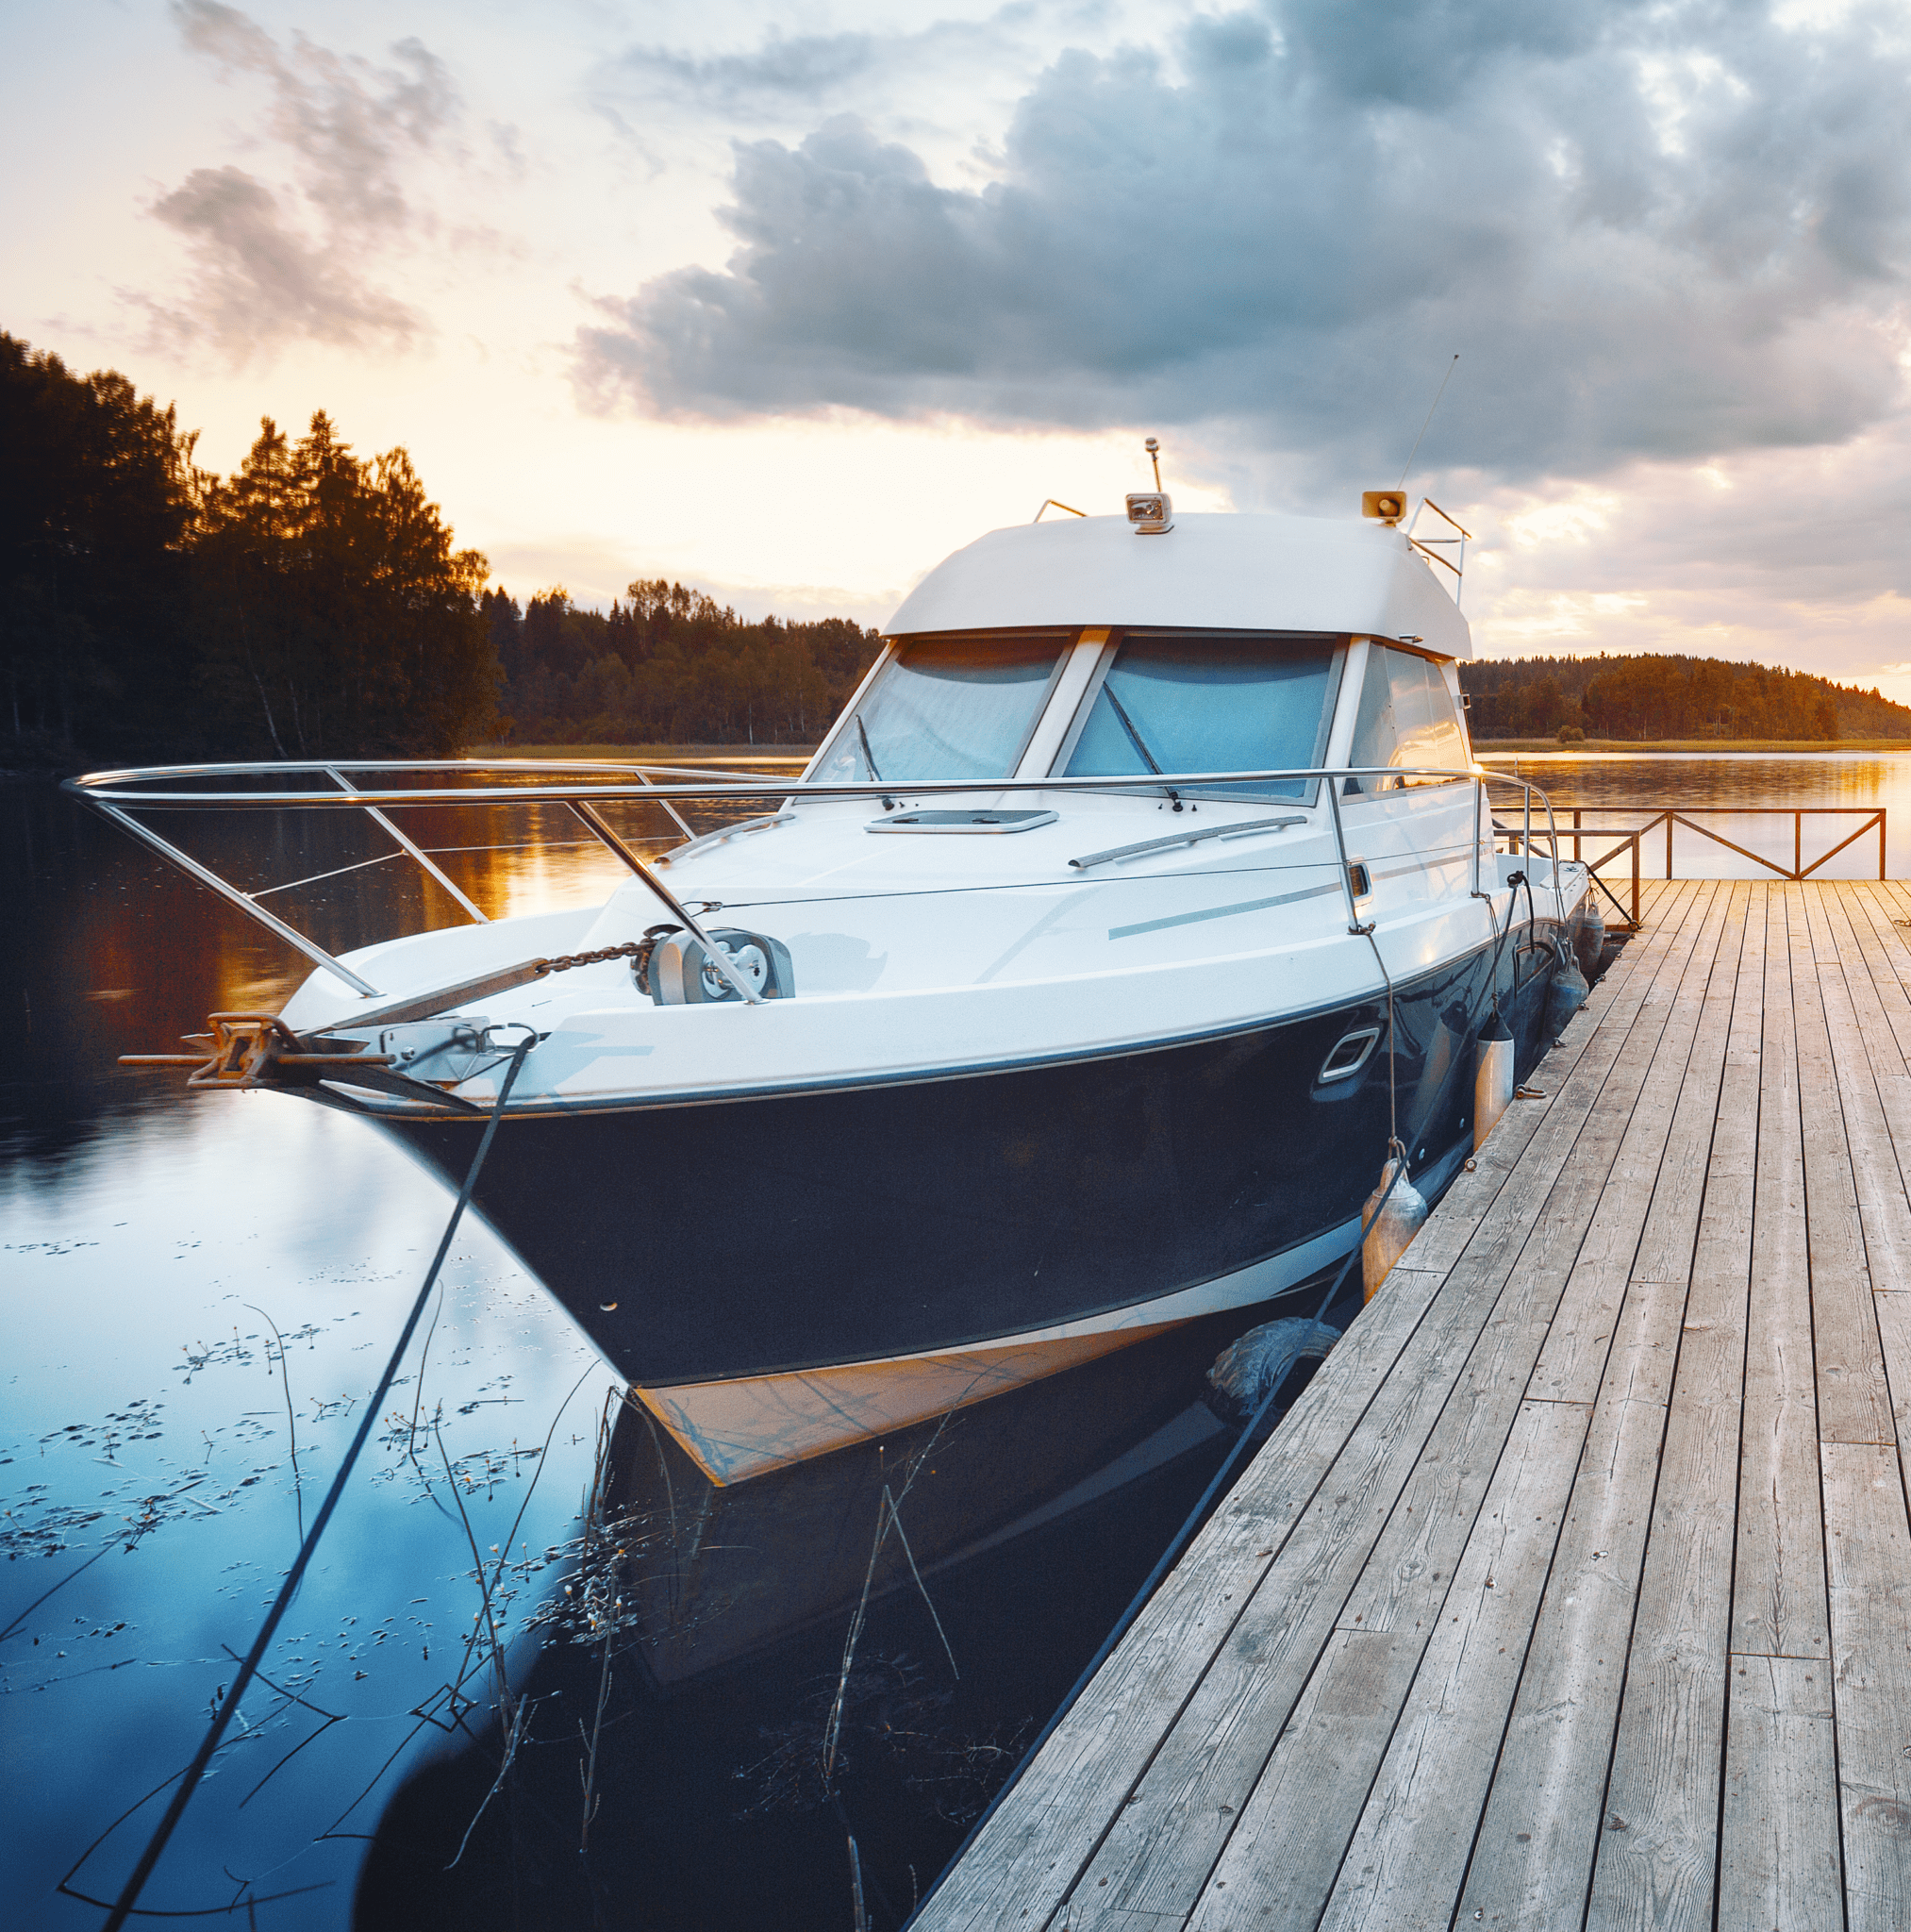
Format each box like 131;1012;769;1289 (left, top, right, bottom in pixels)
919;879;1911;1931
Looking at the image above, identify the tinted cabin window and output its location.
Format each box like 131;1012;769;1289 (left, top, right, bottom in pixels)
817;635;1069;784
1345;645;1469;793
1063;632;1342;802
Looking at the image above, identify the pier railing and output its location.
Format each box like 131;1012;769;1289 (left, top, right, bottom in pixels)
1503;806;1886;928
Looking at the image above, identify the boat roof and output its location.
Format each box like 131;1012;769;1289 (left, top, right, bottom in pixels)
886;510;1471;659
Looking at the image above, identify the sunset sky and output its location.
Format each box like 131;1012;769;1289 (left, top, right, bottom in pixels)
8;0;1909;689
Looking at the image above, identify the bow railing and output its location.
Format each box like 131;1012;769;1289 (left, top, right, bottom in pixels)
64;759;1580;1003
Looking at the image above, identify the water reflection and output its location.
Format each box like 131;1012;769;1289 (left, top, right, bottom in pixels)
355;1323;1261;1932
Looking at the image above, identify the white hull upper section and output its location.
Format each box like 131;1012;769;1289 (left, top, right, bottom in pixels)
276;784;1587;1116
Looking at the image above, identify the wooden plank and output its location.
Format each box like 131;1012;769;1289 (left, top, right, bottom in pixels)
1719;1654;1843;1932
1567;1324;1742;1932
1876;1291;1911;1480
1582;891;1761;1932
1829;885;1911;1072
1787;888;1896;1445
1733;887;1831;1663
914;885;1718;1931
1804;888;1911;1287
1581;1324;1750;1925
1051;891;1735;1928
1865;876;1911;976
1292;1402;1594;1932
1527;882;1752;1409
1821;1440;1911;1932
1450;888;1757;1932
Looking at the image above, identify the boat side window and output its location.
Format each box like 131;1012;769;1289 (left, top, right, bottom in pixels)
815;633;1071;784
1059;631;1343;803
1344;644;1469;794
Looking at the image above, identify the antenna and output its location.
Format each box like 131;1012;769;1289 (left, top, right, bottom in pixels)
1398;355;1458;492
1145;437;1162;490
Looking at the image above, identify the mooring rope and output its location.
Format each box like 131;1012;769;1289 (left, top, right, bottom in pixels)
101;1028;539;1931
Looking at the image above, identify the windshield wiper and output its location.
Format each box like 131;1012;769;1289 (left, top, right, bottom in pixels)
855;714;884;783
1099;682;1181;808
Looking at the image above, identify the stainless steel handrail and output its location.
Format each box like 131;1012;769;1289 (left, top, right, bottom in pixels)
66;759;1517;809
65;760;1583;1004
326;765;490;924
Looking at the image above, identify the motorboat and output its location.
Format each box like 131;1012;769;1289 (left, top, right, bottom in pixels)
76;495;1596;1485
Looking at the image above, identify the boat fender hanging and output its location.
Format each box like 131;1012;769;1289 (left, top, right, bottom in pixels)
646;927;795;1005
1544;943;1589;1040
1363;1154;1428;1301
1473;1012;1515;1153
1205;1317;1341;1424
1575;900;1607;977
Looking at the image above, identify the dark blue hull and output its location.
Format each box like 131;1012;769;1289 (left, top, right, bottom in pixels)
387;923;1568;1384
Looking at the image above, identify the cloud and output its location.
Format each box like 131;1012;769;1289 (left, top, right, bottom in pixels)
139;2;459;353
613;30;881;105
575;0;1911;486
143;166;419;354
173;1;457;233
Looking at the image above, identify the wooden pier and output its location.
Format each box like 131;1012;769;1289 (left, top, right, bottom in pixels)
919;880;1911;1932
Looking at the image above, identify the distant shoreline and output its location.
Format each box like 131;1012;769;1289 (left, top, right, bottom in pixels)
1473;739;1911;756
467;741;815;763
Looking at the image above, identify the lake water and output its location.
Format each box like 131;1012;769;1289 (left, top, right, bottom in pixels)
5;751;1904;1928
3;769;1265;1932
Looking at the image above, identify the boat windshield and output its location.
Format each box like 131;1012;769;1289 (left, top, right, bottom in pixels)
1063;631;1343;802
816;634;1070;784
1343;644;1470;792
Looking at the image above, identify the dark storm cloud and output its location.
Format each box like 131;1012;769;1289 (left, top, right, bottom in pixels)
576;0;1911;480
141;3;459;352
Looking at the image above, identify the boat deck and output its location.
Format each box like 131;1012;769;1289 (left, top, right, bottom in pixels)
917;878;1911;1931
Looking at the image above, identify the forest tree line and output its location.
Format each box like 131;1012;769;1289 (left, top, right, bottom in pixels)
11;331;1906;762
3;331;496;760
1;331;881;762
1458;653;1911;742
484;583;881;747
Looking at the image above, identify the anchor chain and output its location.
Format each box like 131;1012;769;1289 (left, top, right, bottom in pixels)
528;941;645;975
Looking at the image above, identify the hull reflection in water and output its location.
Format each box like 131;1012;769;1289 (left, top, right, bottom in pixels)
357;1311;1329;1929
605;1310;1255;1688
